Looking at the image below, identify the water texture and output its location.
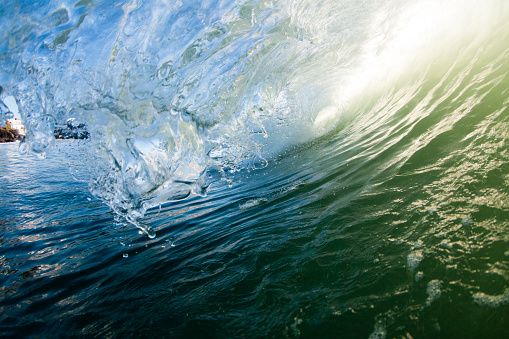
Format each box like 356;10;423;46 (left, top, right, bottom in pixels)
1;0;509;337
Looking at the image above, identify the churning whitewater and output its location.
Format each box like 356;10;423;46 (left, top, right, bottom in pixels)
1;0;509;337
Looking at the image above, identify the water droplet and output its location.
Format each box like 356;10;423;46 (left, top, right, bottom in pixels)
123;253;129;258
18;141;28;155
147;228;156;239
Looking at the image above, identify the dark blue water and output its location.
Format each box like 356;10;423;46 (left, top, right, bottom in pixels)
2;133;509;337
2;0;509;337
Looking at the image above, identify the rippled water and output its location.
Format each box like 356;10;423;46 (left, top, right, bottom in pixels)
2;0;509;337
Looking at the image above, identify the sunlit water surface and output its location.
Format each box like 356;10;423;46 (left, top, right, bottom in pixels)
1;0;509;337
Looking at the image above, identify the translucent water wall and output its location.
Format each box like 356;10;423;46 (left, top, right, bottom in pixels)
1;0;508;235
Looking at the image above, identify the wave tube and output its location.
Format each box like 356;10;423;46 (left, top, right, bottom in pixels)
1;0;508;235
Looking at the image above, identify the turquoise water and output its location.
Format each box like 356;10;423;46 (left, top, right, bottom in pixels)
2;0;509;337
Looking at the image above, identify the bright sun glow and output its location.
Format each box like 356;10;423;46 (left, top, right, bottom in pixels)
315;0;506;132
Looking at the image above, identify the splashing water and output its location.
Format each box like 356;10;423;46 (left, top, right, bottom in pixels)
2;0;509;337
1;0;508;236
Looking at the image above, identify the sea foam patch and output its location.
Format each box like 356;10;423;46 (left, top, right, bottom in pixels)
473;288;509;308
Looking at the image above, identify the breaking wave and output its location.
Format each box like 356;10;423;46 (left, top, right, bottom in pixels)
1;0;508;235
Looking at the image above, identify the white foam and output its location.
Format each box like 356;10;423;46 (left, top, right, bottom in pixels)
239;198;268;210
473;288;509;308
426;280;442;306
407;251;423;272
368;321;386;339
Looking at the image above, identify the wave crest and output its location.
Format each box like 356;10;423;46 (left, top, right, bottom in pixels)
2;0;508;234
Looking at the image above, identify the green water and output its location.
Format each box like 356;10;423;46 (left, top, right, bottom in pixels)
2;0;509;337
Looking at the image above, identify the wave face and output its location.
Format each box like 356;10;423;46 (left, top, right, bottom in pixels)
1;0;509;235
2;1;509;337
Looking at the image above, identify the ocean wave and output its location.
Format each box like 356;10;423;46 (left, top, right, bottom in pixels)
1;0;508;234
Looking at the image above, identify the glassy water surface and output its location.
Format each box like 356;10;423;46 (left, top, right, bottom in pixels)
1;0;509;337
